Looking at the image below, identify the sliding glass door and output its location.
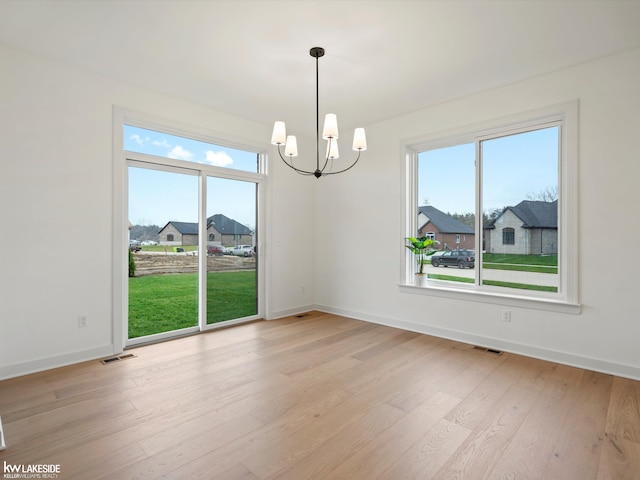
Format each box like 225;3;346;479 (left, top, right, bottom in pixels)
128;165;200;340
205;176;257;324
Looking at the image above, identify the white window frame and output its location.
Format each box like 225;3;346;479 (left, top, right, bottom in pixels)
400;101;580;314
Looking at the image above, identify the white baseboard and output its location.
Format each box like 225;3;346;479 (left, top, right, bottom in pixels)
314;304;640;382
0;345;117;381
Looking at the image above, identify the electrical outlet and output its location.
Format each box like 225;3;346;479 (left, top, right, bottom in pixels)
78;315;88;328
502;310;511;322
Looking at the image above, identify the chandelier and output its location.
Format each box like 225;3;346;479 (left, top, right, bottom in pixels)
271;47;367;178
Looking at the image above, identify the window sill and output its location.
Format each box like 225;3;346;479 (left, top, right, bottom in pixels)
399;282;581;315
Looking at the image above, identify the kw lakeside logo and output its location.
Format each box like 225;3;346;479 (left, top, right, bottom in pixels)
3;461;61;479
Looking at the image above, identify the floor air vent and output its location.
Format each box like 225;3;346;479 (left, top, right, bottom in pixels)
100;353;136;365
473;346;504;355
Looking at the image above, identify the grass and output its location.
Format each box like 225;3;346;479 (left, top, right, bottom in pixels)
483;253;557;265
428;254;559;292
483;263;557;274
426;273;558;292
128;270;256;339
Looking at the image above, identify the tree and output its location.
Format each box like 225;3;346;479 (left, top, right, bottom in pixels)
130;224;161;242
526;186;558;202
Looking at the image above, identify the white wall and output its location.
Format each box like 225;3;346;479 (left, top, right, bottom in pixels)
0;45;315;379
314;47;640;380
2;42;639;381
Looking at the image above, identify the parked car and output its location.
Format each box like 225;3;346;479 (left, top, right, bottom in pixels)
129;240;141;252
230;245;254;257
431;249;475;269
141;240;158;246
207;245;225;256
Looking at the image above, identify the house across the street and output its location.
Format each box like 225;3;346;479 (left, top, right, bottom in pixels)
486;200;557;255
418;205;475;250
158;214;253;247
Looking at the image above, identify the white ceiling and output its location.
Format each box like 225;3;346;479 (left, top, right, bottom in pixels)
2;0;640;132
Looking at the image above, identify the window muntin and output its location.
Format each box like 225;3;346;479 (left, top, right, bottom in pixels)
408;107;574;306
502;228;515;245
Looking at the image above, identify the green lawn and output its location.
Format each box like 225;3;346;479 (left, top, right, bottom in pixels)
426;254;558;292
426;273;557;292
483;253;557;265
128;270;256;339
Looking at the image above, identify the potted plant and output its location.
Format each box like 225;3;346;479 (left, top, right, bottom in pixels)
405;236;437;285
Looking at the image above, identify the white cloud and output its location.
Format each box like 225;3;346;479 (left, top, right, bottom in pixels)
204;150;234;167
168;145;193;161
153;138;172;149
130;134;145;145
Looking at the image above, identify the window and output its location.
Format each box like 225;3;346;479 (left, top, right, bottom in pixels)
209;233;215;241
124;125;259;173
403;102;579;312
502;228;515;245
166;233;174;242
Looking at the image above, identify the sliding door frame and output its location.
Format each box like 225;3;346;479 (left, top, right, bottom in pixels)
113;106;267;352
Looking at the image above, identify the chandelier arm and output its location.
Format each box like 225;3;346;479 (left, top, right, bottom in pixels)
316;139;332;175
320;150;362;176
277;145;316;176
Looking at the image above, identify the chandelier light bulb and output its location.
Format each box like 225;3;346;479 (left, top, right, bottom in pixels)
326;139;339;159
352;128;367;151
271;121;287;145
322;114;339;140
284;135;298;157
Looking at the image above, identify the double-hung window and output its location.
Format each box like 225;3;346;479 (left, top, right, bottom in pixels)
403;102;579;312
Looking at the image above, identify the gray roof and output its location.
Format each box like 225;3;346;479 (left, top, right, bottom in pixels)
207;214;252;235
503;200;557;228
160;221;199;235
418;206;475;234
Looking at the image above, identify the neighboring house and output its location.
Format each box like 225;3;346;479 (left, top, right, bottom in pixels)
417;206;475;250
158;214;254;247
206;214;253;247
158;221;199;246
487;200;557;255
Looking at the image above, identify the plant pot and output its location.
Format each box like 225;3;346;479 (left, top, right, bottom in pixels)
415;273;428;287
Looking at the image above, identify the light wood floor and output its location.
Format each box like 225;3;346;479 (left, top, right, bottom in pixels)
1;312;639;479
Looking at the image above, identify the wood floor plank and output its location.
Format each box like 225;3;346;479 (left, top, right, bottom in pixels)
325;391;462;479
433;382;540;479
377;418;472;480
1;312;639;480
265;402;406;480
487;376;581;479
542;370;614;480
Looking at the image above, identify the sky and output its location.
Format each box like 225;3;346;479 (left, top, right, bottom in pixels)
125;125;258;228
125;124;558;230
418;126;558;216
